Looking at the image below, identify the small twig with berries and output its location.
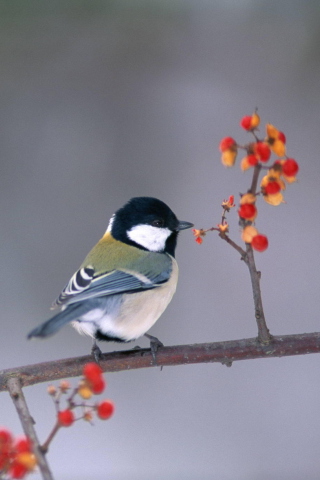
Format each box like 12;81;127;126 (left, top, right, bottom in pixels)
1;364;114;480
41;363;114;454
192;111;299;344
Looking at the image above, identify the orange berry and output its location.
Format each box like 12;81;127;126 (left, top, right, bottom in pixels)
240;156;251;171
58;410;74;427
221;149;237;167
240;193;256;205
251;234;268;252
96;400;115;420
78;382;93;400
263;192;284;206
241;226;258;243
271;139;286;157
15;452;37;471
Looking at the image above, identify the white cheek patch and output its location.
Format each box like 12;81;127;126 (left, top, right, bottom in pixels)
106;214;115;233
127;224;172;252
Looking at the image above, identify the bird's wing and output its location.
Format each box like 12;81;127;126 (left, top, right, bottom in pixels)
51;262;172;309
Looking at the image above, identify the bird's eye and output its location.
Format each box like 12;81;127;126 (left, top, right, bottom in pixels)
151;218;164;228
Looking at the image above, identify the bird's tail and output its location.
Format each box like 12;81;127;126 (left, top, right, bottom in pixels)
27;302;89;339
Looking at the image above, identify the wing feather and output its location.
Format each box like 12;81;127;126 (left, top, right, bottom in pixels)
51;261;172;309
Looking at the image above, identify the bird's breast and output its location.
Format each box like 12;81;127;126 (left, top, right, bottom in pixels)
96;257;179;341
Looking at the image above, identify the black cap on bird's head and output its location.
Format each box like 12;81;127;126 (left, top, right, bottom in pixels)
110;197;193;256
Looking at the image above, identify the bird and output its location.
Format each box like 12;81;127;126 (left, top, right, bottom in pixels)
28;197;193;360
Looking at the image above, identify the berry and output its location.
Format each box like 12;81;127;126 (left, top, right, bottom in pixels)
9;462;28;479
58;410;74;427
254;142;271;162
265;181;281;195
278;131;286;143
14;438;31;454
96;401;115;420
282;158;299;177
91;377;106;395
247;154;259;166
219;137;236;152
0;429;12;446
83;363;103;383
238;203;257;220
78;382;93;400
241;226;258;243
240;112;260;131
240;115;252;130
221;149;237;167
251;234;268;252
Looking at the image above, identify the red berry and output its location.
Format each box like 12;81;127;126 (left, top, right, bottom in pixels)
240;116;252;130
254;142;271;162
278;131;286;143
91;377;106;395
96;400;115;420
9;462;28;479
247;154;259;166
238;203;257;219
282;158;299;177
251;234;268;252
14;438;31;453
83;363;103;383
0;430;12;449
58;410;74;427
265;181;281;195
219;137;236;152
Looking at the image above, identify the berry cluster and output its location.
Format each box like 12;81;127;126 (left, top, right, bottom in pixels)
193;112;299;252
47;363;114;433
0;430;36;479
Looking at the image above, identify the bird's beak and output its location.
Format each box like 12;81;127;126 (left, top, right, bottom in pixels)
177;220;194;231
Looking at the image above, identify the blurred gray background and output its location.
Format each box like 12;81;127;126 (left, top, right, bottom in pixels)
1;1;320;479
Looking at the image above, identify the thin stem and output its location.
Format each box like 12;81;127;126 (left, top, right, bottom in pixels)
7;377;54;480
249;163;262;194
244;244;271;344
218;232;247;259
41;421;60;454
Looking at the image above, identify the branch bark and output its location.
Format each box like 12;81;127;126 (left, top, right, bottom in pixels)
1;332;320;392
7;377;54;480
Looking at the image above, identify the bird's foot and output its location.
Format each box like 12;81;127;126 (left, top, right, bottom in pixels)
91;340;103;364
144;333;164;364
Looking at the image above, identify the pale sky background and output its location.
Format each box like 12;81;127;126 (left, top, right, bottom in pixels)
1;1;320;479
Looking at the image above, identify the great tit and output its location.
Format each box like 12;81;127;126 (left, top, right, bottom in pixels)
28;197;193;358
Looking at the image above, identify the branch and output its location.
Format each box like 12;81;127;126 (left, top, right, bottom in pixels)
7;377;54;480
2;332;320;391
243;244;271;343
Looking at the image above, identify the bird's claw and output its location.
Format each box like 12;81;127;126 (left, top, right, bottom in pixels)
91;341;103;364
144;333;164;364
